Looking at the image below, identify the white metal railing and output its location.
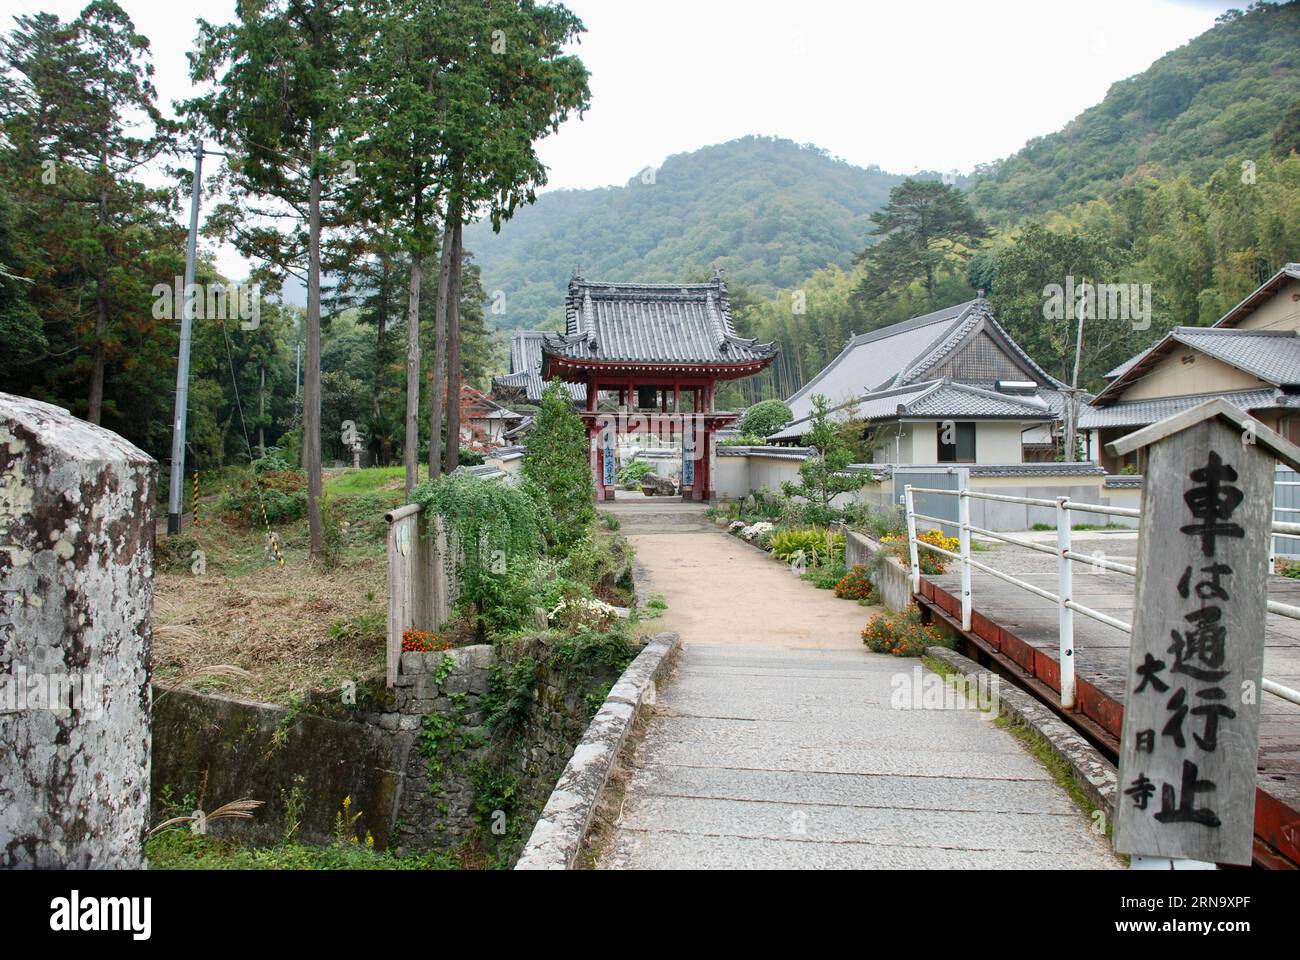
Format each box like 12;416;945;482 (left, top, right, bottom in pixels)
903;483;1300;710
1271;478;1300;567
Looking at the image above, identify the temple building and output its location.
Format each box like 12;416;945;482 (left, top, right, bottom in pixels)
540;271;777;501
492;330;587;407
768;297;1071;463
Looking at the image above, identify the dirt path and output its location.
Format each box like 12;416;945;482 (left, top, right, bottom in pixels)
596;501;1122;870
615;502;868;650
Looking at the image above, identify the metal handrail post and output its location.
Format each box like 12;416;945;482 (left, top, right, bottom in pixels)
959;485;972;630
904;484;920;594
1057;496;1076;709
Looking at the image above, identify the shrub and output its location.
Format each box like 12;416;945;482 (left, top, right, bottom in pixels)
739;399;793;438
616;460;654;486
155;534;201;572
521;382;595;552
220;469;308;527
845;503;906;540
411;472;544;635
548;596;619;632
862;604;949;657
803;561;848;589
402;629;450;653
834;565;874;601
561;533;626;590
770;526;844;566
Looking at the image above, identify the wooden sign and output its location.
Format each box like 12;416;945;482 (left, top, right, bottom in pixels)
1109;401;1300;865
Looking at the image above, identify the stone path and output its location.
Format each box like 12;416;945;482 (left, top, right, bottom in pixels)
597;501;1121;869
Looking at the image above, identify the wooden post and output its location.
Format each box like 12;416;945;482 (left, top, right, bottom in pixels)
385;504;420;687
1108;399;1300;867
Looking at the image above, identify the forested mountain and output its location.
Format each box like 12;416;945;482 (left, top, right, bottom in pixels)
463;136;911;330
469;4;1300;339
964;3;1300;221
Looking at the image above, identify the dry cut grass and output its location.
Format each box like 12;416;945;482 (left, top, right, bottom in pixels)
153;520;388;704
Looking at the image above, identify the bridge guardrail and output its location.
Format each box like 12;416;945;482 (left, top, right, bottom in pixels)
903;483;1300;710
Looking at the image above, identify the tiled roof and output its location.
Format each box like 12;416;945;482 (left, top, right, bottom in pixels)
1103;345;1155;380
1078;387;1286;429
541;272;776;367
905;382;1053;418
784;300;975;422
785;299;1064;424
888;301;1064;390
1167;328;1300;387
870;462;1106;478
1093;325;1300;405
767;379;1056;442
491;331;586;405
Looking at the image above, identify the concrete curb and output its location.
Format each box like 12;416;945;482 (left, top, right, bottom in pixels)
514;631;681;870
923;645;1118;821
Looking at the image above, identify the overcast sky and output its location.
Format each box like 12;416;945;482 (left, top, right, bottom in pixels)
12;0;1240;278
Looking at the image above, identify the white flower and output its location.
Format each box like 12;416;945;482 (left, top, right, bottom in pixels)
740;521;774;541
548;597;618;622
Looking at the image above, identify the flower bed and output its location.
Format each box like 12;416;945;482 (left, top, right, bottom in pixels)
833;565;874;602
402;629;451;653
861;604;949;657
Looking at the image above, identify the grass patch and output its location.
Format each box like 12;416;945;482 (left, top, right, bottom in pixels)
324;465;422;497
921;654;956;679
146;830;461;870
994;713;1116;847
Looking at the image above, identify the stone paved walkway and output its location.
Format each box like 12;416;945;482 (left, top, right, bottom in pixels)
597;501;1122;869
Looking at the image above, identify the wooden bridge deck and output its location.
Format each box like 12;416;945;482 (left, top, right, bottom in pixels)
921;533;1300;865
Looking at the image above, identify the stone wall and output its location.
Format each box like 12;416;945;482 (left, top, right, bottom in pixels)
382;642;621;858
844;528;913;613
151;685;410;849
152;640;623;862
381;645;493;853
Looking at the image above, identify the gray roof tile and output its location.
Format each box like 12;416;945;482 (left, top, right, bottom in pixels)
492;331;586;405
768;379;1057;442
1077;387;1286;428
784;301;974;421
1168;328;1300;387
542;273;776;367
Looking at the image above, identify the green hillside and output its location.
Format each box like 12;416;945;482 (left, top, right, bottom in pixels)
463;136;911;330
969;2;1300;222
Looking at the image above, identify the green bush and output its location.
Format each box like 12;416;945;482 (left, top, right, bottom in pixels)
617;460;654;486
770;527;844;566
522;382;595;552
740;399;793;438
833;565;874;601
802;561;848;589
219;486;307;527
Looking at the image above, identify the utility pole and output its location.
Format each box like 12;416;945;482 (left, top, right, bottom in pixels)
167;139;204;535
1063;276;1089;463
258;364;266;459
